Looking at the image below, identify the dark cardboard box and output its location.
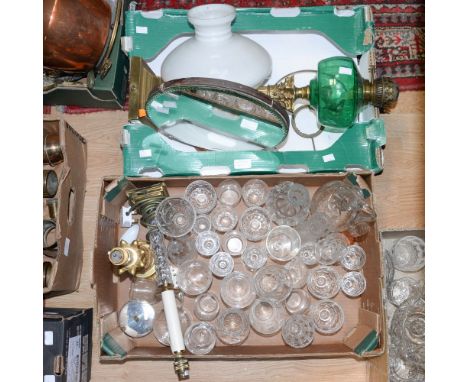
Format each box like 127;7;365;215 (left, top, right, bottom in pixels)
43;308;93;382
43;120;87;296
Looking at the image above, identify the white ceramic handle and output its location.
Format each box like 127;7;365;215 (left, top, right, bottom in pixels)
162;289;185;353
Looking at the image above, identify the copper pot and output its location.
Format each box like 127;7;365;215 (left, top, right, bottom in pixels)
43;0;112;73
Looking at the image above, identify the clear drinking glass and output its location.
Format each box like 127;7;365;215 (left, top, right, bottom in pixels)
296;212;331;243
285;289;310;315
154;306;192;346
129;279;158;304
298;242;320;266
265;181;309;227
340;244;366;271
387;277;422;307
389;343;425;382
249;298;286;336
390;236;425;272
253;264;293;303
193;214;212;234
195;230;220;257
211;205;238;233
119;300;155;338
311;299;345;335
317;233;348;266
184;322;217;355
239;207;271;241
242;246;268;271
215;308;250;345
209;252;234;278
266;225;301;262
242;179;268;207
167;236;196;266
347;221;371;239
284;257;307;288
310;179;376;233
281;314;315;348
185;180;217;214
194;292;220;321
222;230;247;256
217;179;242;207
155;197;196;237
307;266;341;299
220;271;256;308
178;260;213;296
341;271;366;297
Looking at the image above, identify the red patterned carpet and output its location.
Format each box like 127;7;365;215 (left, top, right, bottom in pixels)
50;0;423;114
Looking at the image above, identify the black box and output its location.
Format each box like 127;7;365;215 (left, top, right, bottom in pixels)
43;308;93;382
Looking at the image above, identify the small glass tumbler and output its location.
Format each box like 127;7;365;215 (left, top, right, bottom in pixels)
390;236;425;272
239;207;271;241
284;257;308;288
184;322;217;355
178;260;213;296
391;300;425;348
389;344;425;382
253;264;293;303
242;246;268;271
215;308;250;345
193;214;212;234
281;314;315;348
298;242;320;266
220;271;256;308
195;231;220;257
242;179;268;207
249;298;286;336
154;307;192;346
341;271;366;297
129;279;158;304
311;299;345;335
194;292;220;321
155;197;196;238
222;230;247;256
285;289;310;315
266;181;309;227
217;179;242;207
347;221;371;239
340;244;366;271
185;180;217;214
266;225;301;262
318;233;348;266
167;236;196;266
307;266;341;299
211;205;238;233
209;252;234;278
387;277;422;307
119;300;155;338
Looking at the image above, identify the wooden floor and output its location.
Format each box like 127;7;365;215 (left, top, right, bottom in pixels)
44;90;424;382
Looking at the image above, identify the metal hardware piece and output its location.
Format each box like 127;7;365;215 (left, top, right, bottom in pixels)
43;170;59;198
43;219;58;250
173;351;190;380
43;134;63;166
108;240;156;279
47;199;59;220
258;75;310;112
126;182;169;228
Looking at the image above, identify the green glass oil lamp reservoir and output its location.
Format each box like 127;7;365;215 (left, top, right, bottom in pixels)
258;56;399;129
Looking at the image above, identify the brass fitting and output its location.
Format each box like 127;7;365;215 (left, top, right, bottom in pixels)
108;240;156;279
173;351;190;380
43;133;63;166
257;76;309;112
362;77;399;112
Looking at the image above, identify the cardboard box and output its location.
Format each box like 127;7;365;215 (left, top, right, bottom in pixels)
43;120;87;296
43;308;93;382
92;174;386;376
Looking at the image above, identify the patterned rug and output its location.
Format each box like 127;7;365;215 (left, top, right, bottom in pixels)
54;0;424;114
